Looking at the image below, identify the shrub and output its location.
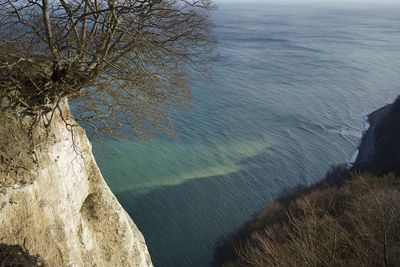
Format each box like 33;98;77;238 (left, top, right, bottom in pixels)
217;172;400;267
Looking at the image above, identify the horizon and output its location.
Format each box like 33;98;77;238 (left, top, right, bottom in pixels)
215;0;400;5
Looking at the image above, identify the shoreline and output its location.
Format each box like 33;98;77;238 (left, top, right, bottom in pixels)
347;113;370;167
349;104;393;167
353;103;394;171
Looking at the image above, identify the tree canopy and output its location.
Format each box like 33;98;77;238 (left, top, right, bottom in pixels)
0;0;214;137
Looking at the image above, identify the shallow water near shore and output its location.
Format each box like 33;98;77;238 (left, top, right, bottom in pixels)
90;3;400;266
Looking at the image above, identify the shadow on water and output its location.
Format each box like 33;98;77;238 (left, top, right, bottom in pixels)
116;149;305;267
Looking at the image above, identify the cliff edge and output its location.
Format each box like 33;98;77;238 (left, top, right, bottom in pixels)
0;101;153;266
354;96;400;175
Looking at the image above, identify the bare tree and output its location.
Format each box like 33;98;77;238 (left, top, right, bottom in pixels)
0;0;215;137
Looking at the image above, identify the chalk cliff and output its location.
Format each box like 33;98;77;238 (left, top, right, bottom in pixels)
0;100;153;266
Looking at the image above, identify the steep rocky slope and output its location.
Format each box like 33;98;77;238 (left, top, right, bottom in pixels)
0;101;153;266
354;96;400;175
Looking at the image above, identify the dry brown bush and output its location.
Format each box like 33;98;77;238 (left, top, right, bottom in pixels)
222;173;400;267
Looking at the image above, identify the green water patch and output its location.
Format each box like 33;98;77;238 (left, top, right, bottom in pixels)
93;137;273;194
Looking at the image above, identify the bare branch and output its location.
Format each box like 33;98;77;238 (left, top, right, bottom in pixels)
0;0;215;137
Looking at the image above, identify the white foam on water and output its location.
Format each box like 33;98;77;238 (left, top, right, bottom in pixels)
347;149;359;167
340;128;363;140
362;112;370;130
346;112;370;167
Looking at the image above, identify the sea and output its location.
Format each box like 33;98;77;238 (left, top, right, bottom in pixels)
89;2;400;266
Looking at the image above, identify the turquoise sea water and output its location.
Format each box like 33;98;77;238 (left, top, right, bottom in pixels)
91;3;400;267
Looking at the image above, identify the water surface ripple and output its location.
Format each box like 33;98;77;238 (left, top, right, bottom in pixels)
92;3;400;266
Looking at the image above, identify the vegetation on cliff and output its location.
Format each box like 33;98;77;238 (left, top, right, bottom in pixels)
216;170;400;267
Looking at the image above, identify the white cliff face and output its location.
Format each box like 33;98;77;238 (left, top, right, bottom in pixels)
0;102;153;267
